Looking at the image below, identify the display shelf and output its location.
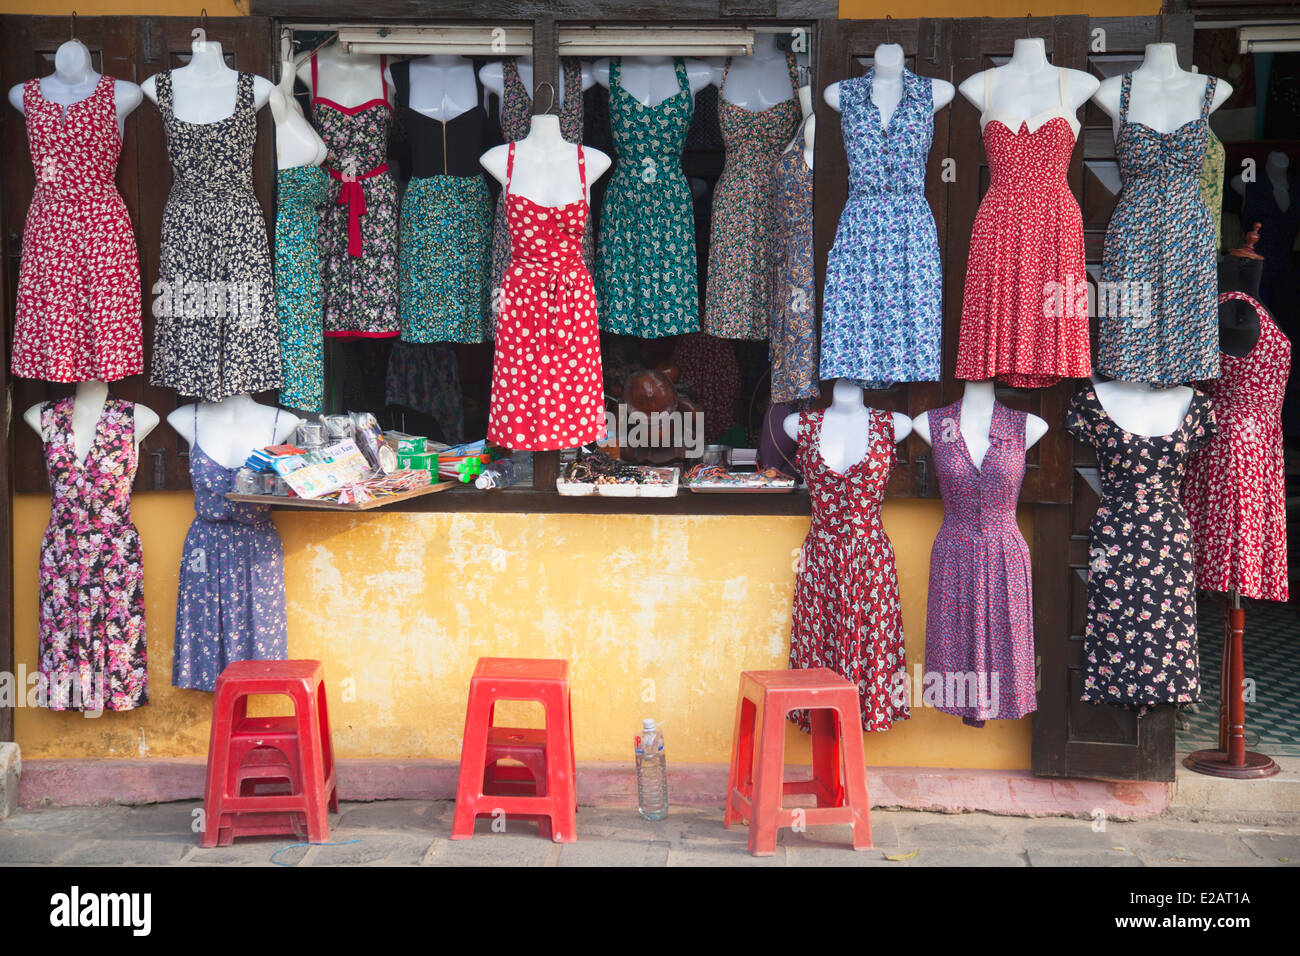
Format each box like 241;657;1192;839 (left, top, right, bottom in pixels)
226;480;455;511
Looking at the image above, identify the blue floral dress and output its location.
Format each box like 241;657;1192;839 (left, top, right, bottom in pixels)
820;69;941;388
769;129;819;407
173;409;288;691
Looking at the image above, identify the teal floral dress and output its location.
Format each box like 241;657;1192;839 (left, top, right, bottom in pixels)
596;57;699;338
276;165;331;412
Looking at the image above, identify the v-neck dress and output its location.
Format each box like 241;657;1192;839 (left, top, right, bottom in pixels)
1184;293;1291;602
702;53;801;340
1065;386;1216;710
39;397;147;712
821;69;942;387
1098;75;1220;386
956;68;1091;388
788;408;908;733
151;71;280;400
393;59;491;344
925;401;1036;725
13;75;142;383
173;409;288;692
311;53;400;338
488;57;591;337
596;57;699;337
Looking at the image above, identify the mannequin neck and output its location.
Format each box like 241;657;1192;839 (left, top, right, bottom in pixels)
751;37;785;61
1221;257;1263;298
416;54;467;68
525;113;565;146
75;380;109;407
961;380;996;414
625;55;672;66
827;380;865;414
1009;38;1050;72
53;40;94;85
1137;43;1181;79
186;39;230;78
873;43;905;78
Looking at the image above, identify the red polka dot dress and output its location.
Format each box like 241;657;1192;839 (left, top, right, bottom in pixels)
1183;293;1291;602
488;144;605;451
12;75;142;382
955;69;1091;388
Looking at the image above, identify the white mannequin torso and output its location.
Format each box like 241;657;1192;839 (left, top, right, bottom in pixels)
270;59;326;170
143;39;272;124
1093;43;1232;137
1091;379;1195;438
8;40;142;138
295;43;390;112
957;38;1098;137
781;380;911;473
911;381;1048;469
716;39;802;111
592;55;714;106
388;54;478;121
479;57;595;110
823;43;955;125
168;394;301;471
1231;151;1291;213
24;381;158;465
480;114;611;207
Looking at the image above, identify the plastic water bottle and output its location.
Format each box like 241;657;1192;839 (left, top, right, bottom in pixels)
474;458;516;490
635;718;668;820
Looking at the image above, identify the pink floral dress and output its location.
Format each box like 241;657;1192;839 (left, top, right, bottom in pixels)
788;408;908;732
38;397;147;711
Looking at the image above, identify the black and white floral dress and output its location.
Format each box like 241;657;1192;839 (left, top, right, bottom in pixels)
1065;386;1216;710
151;71;280;400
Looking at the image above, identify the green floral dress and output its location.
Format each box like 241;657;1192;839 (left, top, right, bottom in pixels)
276;165;331;412
1200;126;1225;251
596;57;699;338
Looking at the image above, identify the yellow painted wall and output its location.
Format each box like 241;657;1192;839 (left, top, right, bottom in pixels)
12;493;1033;768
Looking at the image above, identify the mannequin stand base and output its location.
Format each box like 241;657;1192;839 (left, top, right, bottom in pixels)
1183;749;1279;779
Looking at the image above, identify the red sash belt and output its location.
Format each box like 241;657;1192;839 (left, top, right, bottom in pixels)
329;162;389;257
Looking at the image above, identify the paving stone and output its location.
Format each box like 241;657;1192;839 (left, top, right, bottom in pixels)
302;833;435;866
335;801;440;833
59;839;189;865
183;837;310;867
894;821;1013;848
1021;822;1110;849
667;843;787;865
896;848;1029;867
1026;847;1145;867
116;802;207;838
557;838;669;867
423;833;560;866
0;831;85;864
1;806;136;837
1239;832;1300;864
1127;827;1253;862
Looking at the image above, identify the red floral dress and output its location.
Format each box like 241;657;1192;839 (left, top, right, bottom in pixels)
488;143;604;451
789;409;908;732
39;397;147;712
12;75;142;382
1184;292;1291;602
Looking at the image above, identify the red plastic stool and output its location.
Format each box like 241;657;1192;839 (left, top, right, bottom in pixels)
200;659;338;848
724;668;873;857
451;657;576;843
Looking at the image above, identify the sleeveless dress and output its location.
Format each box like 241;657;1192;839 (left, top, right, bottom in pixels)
1098;75;1220;386
924;401;1036;725
1200;127;1226;250
788;409;907;733
821;69;942;388
596;58;698;337
768;127;819;407
13;75;142;383
151;71;280;400
702;53;800;340
1065;386;1216;710
489;57;592;335
393;59;490;344
1184;293;1291;602
956;68;1091;388
276;165;331;412
487;143;604;450
38;397;147;711
173;409;288;692
311;53;399;338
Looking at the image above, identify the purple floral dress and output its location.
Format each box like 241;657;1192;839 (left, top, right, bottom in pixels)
39;397;147;711
173;409;287;691
820;69;941;388
925;400;1036;725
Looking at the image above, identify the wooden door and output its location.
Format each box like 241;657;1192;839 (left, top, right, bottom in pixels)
1032;13;1195;782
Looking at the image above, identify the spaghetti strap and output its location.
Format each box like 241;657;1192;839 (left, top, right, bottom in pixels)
237;72;251;112
1058;66;1068;107
1201;76;1217;118
674;56;690;94
1119;72;1132;124
609;56;621;93
720;56;732;94
505;141;515;197
577;143;587;192
270;408;281;442
157;70;173;115
193;405;199;447
785;50;801;94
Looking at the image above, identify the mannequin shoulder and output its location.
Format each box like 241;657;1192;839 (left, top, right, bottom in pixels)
140;73;160;103
23;401;47;435
113;79;144;115
1207;75;1233;111
822;81;842;112
132;403;161;443
168;403;197;443
479;142;510;181
1025;412;1049;450
577;62;596;91
683;58;715;92
592;58;612;87
248;74;274;110
582;146;612;179
9;81;29;113
890;411;913;444
1092;74;1123;116
957;69;989;110
929;77;956;112
294;52;314;87
782;410;802;440
478;60;505;95
910;410;932;445
1062;67;1101;108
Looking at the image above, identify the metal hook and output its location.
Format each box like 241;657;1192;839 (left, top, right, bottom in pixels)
884;14;893;46
535;79;556;115
1025;13;1032;39
69;11;77;40
201;7;208;31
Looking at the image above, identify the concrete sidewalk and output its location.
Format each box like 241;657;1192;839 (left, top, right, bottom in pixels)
0;800;1296;866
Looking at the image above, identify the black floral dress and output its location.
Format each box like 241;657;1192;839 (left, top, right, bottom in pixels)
151;71;280;400
1065;386;1216;709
